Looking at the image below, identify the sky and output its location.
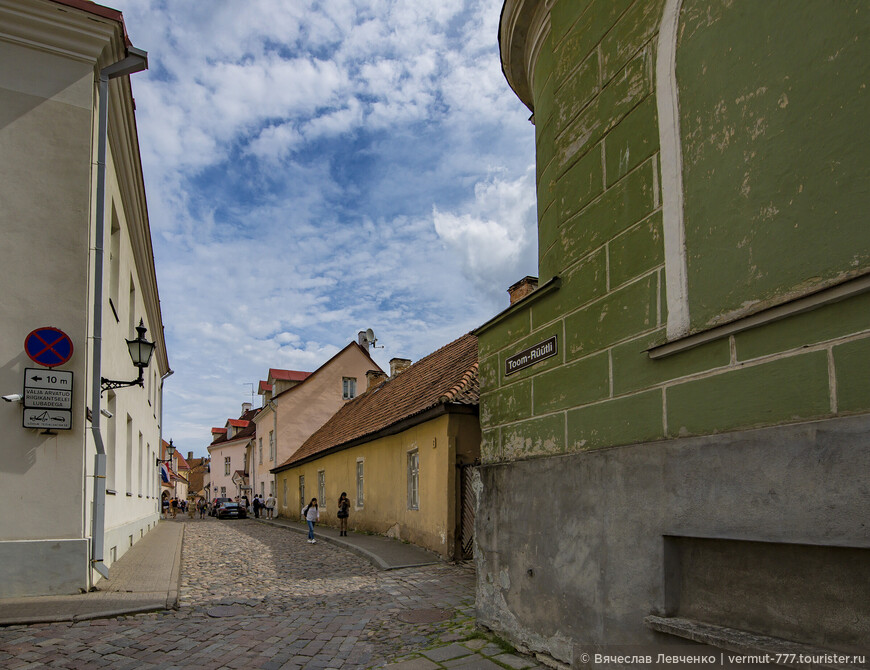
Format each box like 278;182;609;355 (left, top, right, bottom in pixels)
110;0;537;457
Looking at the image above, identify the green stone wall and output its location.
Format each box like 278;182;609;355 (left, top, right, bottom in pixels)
480;0;870;464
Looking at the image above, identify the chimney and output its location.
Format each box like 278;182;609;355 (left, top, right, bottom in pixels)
242;402;252;414
366;369;388;391
358;331;367;347
188;451;193;462
390;358;412;378
508;276;539;305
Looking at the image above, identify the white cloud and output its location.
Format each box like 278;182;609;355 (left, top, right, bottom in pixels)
111;0;536;454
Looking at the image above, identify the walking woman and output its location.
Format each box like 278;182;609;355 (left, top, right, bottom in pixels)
337;492;350;536
302;498;320;544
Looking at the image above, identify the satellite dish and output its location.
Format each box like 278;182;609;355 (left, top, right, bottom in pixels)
365;328;375;343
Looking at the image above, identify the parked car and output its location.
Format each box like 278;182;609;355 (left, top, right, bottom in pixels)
209;497;232;517
216;502;247;519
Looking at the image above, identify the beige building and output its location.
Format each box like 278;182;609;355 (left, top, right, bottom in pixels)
251;341;382;501
272;334;480;559
0;0;169;596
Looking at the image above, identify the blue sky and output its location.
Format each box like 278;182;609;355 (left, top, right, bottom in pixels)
111;0;537;456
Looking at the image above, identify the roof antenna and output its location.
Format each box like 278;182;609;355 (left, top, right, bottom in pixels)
358;328;383;350
242;382;255;404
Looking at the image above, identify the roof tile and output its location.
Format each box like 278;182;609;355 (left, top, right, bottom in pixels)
277;333;478;469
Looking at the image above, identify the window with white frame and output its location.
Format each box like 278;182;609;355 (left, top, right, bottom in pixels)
342;377;357;400
318;470;325;509
270;480;275;497
258;438;263;465
407;449;419;510
356;459;364;507
220;486;226;496
269;430;275;461
224;456;230;476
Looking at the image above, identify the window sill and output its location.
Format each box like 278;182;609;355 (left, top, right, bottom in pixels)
649;274;870;359
644;616;862;669
126;492;133;497
106;489;116;495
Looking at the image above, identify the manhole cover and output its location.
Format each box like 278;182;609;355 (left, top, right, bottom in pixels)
206;605;248;618
398;608;452;624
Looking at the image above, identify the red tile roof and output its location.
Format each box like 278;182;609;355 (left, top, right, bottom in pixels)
210;407;261;446
211;427;227;435
275;333;478;470
269;369;312;382
258;380;272;393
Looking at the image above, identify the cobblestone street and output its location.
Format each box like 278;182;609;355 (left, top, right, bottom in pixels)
0;519;516;669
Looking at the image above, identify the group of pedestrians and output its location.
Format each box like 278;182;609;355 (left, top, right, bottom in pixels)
301;492;351;544
249;493;276;519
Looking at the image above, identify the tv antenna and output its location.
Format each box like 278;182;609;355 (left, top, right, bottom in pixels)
242;382;255;404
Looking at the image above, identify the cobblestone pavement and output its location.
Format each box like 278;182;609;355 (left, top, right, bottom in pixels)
0;519;540;669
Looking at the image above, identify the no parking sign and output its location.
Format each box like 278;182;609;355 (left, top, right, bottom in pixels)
24;327;73;368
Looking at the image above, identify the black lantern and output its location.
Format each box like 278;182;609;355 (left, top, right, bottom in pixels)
102;319;155;392
156;439;175;465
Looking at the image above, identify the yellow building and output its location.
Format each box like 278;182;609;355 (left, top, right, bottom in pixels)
272;334;480;560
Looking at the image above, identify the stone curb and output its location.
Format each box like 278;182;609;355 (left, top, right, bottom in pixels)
254;518;440;571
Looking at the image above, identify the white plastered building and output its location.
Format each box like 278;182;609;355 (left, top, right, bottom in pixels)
0;0;170;597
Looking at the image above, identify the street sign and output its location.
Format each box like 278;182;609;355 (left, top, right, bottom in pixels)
505;335;558;376
23;408;72;430
23;368;73;410
24;327;74;368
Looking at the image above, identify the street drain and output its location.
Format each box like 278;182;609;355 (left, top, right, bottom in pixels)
206;605;248;618
398;608;452;624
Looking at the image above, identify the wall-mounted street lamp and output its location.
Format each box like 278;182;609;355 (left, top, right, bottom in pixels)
156;439;176;466
101;319;156;393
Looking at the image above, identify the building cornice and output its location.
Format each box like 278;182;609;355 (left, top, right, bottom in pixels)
0;0;118;63
499;0;552;112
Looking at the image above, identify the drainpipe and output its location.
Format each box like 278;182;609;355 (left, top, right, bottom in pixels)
89;46;148;582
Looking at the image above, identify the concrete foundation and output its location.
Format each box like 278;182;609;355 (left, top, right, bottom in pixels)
0;539;90;598
475;414;870;666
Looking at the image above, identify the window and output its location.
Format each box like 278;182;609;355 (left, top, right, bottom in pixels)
220;486;226;497
407;449;419;510
270;480;275;497
342;377;357;400
282;478;287;507
137;432;143;495
106;392;116;491
269;430;275;461
356;459;364;507
260;482;265;497
318;470;325;510
126;415;133;494
299;475;305;509
224;456;230;476
258;439;263;465
109;205;120;310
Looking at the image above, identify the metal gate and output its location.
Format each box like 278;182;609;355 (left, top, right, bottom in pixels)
458;465;476;560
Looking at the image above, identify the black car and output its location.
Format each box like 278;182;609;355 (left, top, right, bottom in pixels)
216;502;247;519
209;497;232;516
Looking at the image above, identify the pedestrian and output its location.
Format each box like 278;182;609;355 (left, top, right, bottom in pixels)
265;492;275;519
337;491;350;536
162;498;169;518
253;494;261;518
171;497;178;518
197;498;205;518
302;498;319;544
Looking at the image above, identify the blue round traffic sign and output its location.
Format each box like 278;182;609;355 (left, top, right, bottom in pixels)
25;327;74;368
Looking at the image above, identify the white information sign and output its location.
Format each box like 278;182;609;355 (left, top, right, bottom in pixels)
23;408;72;430
23;368;73;410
